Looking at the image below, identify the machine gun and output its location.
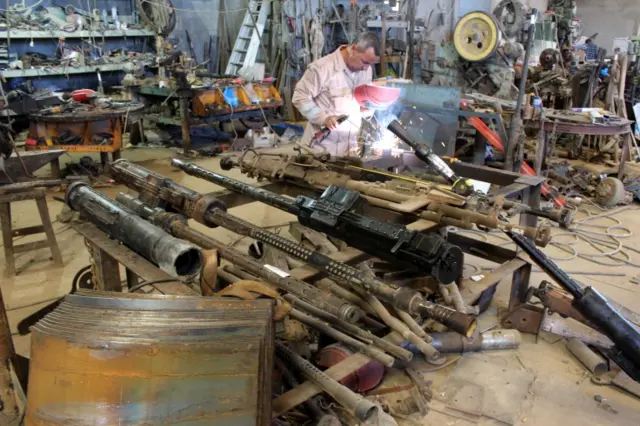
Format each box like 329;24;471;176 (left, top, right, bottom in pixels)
172;159;465;285
508;231;640;382
110;159;477;337
220;149;559;244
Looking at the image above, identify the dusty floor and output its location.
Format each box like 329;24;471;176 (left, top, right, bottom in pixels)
2;147;640;425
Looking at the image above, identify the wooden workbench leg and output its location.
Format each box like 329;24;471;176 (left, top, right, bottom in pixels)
111;150;121;161
100;152;109;166
92;246;121;292
125;268;138;289
618;132;631;179
534;129;546;175
0;203;15;277
50;157;61;179
35;196;63;267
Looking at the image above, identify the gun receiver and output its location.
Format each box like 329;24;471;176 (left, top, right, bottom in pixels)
172;158;464;285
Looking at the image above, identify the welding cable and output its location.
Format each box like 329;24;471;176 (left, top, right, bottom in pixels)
451;203;640;268
127;278;185;294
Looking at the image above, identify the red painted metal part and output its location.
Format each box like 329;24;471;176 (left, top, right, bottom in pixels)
467;116;566;208
316;344;385;392
71;89;96;103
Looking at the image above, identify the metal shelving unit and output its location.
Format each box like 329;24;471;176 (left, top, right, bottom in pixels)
1;63;134;78
0;29;154;39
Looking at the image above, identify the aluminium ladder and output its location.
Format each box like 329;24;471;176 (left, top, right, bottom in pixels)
225;0;270;76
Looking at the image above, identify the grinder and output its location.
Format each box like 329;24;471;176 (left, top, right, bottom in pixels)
388;120;474;195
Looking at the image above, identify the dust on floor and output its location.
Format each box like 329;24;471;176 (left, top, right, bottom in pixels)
1;147;639;425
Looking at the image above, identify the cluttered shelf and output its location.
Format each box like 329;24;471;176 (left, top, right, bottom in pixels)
0;29;155;39
1;63;137;78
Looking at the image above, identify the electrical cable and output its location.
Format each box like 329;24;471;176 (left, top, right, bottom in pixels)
127;278;182;293
450;203;640;268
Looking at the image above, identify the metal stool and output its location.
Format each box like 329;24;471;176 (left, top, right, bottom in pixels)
0;188;63;277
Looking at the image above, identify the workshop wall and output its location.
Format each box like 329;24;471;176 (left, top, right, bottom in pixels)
577;0;640;51
171;0;220;72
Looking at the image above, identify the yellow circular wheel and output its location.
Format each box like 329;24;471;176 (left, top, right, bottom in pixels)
454;11;502;62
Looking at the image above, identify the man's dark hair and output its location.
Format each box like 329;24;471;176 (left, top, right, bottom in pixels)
586;39;592;44
354;32;381;56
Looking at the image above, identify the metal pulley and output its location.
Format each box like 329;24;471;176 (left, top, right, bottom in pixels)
453;11;502;62
492;0;528;38
595;177;628;207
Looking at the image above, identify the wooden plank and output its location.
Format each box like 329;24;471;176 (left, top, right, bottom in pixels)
460;258;528;305
272;352;371;417
93;248;121;292
72;223;197;295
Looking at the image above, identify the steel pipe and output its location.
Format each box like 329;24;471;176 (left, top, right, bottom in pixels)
66;182;202;277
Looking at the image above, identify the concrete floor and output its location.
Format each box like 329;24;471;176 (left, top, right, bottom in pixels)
2;147;640;425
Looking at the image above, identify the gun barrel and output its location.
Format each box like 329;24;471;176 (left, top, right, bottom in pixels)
129;207;364;324
171;158;299;215
417;300;478;338
110;159;227;226
508;231;640;376
66;183;202;277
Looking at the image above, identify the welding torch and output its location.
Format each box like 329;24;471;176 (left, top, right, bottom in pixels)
387;120;474;195
310;115;348;146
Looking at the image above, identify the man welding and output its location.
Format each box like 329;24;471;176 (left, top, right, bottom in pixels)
292;32;381;156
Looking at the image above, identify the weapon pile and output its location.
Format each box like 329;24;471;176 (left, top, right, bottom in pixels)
44;157;638;423
220;148;573;245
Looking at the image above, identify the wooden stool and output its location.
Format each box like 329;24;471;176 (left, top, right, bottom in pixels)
0;188;63;277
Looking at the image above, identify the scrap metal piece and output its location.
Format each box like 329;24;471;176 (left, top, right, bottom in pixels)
0;275;26;425
508;231;640;381
430;329;521;353
276;341;378;422
0;150;65;181
216;279;292;321
566;338;608;377
595;177;627;207
65;182;202;277
286;294;413;362
27;290;274;425
454;11;502;62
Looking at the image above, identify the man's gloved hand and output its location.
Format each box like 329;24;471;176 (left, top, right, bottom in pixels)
323;115;343;130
